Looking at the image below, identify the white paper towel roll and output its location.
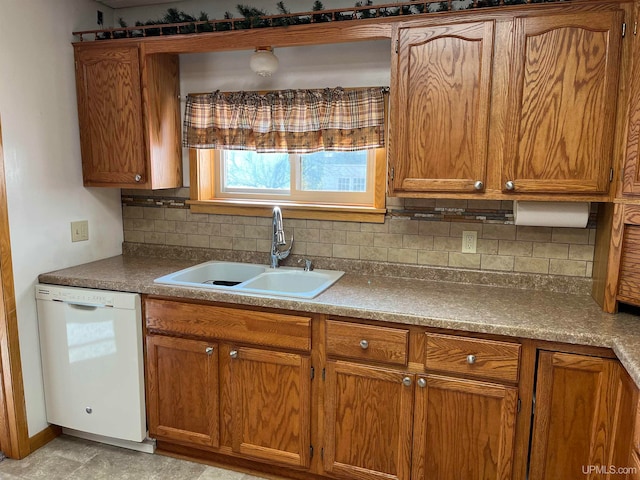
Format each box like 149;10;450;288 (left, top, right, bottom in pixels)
513;201;590;228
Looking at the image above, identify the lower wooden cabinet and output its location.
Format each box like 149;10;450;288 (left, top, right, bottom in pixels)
143;299;637;480
323;361;414;480
229;346;312;468
412;375;518;480
529;351;632;480
146;335;219;448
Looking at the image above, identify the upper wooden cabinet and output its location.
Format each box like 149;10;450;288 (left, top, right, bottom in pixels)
502;11;623;195
391;20;494;195
74;45;182;189
390;5;627;199
622;1;640;196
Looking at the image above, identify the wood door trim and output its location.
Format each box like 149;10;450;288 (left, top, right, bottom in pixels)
0;117;30;459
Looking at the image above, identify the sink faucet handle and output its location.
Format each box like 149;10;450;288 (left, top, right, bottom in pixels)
298;258;313;271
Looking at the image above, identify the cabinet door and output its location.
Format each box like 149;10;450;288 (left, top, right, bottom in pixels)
411;375;518;480
529;351;623;480
229;346;311;468
503;11;623;194
623;2;640;195
75;46;147;187
391;21;494;194
323;361;414;480
146;335;219;448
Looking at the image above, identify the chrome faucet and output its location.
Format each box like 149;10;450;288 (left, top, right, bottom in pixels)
270;206;293;268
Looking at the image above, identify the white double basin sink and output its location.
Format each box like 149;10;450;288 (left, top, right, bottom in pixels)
154;261;344;299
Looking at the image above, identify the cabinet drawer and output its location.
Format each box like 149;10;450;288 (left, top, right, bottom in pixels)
145;298;311;351
425;333;520;383
326;319;408;366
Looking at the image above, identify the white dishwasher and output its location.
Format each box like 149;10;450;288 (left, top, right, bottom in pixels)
36;284;149;450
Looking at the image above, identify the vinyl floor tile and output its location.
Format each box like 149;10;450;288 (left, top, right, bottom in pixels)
0;436;268;480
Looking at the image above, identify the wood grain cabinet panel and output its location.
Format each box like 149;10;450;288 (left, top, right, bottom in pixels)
326;319;408;366
391;20;494;194
617;225;640;307
75;46;146;187
425;333;520;383
229;346;311;469
502;11;623;194
622;0;640;196
529;351;628;480
146;335;219;448
74;45;181;189
323;361;414;480
411;375;518;480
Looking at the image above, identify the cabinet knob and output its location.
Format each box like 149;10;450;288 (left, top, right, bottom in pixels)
402;376;412;387
85;407;92;414
417;378;427;388
134;174;142;182
474;180;484;190
230;350;238;359
505;180;515;190
205;346;214;355
467;354;476;365
359;339;369;350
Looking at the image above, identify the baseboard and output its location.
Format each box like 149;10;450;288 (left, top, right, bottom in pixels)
28;424;62;453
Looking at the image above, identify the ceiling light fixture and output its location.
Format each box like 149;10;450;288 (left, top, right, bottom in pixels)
250;46;279;77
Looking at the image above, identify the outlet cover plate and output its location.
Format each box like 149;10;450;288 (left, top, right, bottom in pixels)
462;230;477;254
71;220;89;242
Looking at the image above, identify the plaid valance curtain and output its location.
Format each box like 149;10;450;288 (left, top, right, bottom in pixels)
183;87;386;153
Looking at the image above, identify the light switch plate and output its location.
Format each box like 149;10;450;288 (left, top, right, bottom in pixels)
71;220;89;242
462;231;477;253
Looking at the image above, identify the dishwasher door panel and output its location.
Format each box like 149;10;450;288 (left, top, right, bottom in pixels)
37;291;145;442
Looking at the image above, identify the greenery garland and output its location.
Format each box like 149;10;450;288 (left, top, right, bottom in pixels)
97;1;476;40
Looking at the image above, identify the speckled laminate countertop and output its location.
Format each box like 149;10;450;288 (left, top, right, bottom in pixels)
38;254;640;388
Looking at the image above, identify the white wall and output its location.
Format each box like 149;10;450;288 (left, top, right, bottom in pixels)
0;0;123;436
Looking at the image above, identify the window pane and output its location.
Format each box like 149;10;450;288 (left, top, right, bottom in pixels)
223;151;290;191
300;151;368;192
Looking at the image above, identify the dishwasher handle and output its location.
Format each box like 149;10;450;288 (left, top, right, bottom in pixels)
59;300;108;309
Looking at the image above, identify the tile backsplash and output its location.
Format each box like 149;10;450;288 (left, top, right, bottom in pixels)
122;189;597;278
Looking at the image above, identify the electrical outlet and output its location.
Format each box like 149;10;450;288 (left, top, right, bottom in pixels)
462;230;477;254
71;220;89;242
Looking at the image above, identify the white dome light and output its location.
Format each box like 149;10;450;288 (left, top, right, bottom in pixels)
250;47;279;77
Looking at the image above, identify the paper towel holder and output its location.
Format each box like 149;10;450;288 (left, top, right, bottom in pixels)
513;201;590;228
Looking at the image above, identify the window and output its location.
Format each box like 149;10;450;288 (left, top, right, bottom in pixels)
216;149;376;205
185;87;387;222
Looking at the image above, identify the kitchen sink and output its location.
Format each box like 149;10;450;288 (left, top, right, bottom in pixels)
239;269;344;298
154;261;268;288
154;261;344;299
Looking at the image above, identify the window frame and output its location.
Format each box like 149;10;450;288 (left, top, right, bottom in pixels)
188;147;387;223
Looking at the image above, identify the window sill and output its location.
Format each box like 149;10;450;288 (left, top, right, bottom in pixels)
187;199;387;223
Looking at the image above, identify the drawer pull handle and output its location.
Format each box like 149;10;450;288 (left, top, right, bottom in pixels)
505;180;515;191
474;180;484;190
230;350;238;359
467;354;476;365
402;376;412;387
417;378;427;388
205;347;214;355
359;339;369;350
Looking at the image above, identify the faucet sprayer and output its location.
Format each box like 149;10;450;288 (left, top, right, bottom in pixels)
270;206;294;268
